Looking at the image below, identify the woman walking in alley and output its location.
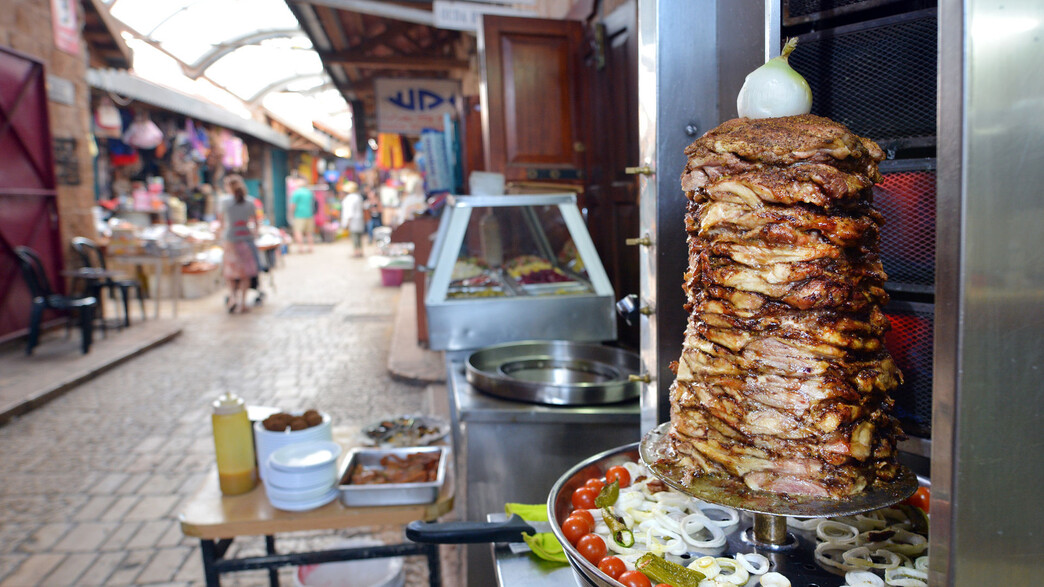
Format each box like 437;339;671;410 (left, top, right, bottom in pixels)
218;175;259;313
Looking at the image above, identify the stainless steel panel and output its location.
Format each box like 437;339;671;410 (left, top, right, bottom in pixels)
447;359;639;586
637;0;766;433
427;296;616;351
935;0;1044;584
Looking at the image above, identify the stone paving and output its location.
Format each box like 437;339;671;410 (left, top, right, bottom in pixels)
0;239;457;586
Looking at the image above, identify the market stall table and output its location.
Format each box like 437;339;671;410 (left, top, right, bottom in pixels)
179;453;454;587
109;254;187;319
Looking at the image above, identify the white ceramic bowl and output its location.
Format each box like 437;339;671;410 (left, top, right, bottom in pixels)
264;465;338;491
254;412;332;479
269;441;341;473
264;478;337;502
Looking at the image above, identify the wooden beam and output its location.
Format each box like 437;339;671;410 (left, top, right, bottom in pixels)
318;51;469;70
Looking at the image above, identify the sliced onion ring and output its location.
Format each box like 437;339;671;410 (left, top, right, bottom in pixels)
815;541;852;572
759;571;792;587
737;552;770;575
842;546;901;570
884;566;928;587
713;557;750;585
787;516;821;531
844;570;885;586
817;520;860;545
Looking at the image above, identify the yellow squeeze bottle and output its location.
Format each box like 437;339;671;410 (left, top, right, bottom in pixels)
211;393;257;495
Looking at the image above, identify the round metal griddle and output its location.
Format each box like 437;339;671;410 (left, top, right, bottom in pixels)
639;422;918;518
465;340;641;405
639;421;919;550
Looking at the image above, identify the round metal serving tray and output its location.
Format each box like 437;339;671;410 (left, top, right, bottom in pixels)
639;421;919;518
465;340;641;405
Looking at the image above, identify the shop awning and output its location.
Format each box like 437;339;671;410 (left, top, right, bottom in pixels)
87;68;292;149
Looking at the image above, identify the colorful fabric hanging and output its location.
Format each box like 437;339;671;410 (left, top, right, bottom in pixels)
376;133;404;170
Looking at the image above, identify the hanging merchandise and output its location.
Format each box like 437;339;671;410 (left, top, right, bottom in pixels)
93;97;122;139
123;113;164;150
187;119;210;163
420;129;453;194
221;130;245;171
376;133;404;170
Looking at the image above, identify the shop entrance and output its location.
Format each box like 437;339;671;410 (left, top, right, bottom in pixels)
0;47;64;342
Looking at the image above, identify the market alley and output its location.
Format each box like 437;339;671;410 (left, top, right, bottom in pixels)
0;239;452;586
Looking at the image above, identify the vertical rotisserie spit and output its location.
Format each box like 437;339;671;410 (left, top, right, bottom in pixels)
668;114;904;499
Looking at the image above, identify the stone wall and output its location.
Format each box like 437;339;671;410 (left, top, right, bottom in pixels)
1;0;98;263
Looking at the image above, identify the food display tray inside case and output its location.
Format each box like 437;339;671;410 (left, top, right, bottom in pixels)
338;446;447;507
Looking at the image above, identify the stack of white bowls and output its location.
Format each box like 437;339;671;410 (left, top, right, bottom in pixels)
263;441;342;511
254;412;333;480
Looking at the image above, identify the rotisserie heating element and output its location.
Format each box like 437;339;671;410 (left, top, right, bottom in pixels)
668;114;904;499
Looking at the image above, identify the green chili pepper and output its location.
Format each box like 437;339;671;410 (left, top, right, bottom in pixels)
594;480;619;508
635;553;706;587
600;506;635;548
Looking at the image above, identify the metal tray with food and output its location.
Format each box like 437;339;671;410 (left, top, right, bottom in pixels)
338;446;447;507
520;281;592;296
359;414;449;447
446;286;508;299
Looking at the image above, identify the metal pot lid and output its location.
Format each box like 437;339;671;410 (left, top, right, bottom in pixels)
465;340;641;406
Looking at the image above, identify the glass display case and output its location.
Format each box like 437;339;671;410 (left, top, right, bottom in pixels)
424;194;616;351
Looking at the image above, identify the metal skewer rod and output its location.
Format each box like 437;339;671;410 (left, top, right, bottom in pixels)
752;513;789;545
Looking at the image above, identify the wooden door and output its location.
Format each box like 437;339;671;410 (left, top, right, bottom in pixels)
0;47;63;342
584;1;640;348
479;15;587;186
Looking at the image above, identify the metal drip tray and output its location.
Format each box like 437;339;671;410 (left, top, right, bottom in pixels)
465;341;641;405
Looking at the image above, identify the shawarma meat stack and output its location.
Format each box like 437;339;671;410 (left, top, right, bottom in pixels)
668;114;904;499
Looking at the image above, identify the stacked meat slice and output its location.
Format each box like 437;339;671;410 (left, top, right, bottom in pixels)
668;114;904;499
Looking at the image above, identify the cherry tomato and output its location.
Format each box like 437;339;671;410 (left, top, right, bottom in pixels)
617;569;652;587
655;584;672;587
569;509;595;528
904;486;931;513
585;478;606;493
605;465;632;488
562;515;592;545
576;534;607;566
571;486;600;510
597;556;626;579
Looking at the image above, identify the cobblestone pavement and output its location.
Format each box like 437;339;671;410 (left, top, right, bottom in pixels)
0;240;456;586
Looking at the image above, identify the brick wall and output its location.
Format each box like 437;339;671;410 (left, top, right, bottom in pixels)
1;0;98;263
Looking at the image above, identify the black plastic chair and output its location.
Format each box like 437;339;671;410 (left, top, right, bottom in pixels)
14;246;98;355
71;236;147;327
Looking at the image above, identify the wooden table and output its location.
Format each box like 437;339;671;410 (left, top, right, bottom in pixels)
179;450;454;586
109;254;187;319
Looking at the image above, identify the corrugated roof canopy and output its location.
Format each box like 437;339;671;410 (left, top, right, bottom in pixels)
97;0;352;152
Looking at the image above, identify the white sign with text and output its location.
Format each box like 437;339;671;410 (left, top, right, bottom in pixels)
375;78;462;135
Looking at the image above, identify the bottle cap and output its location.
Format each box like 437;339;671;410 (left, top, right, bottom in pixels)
212;393;245;415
